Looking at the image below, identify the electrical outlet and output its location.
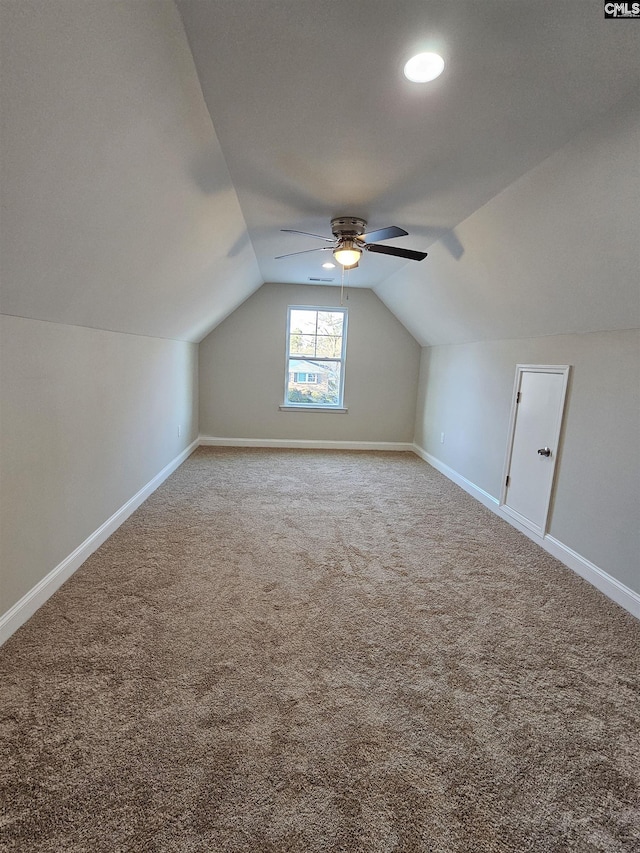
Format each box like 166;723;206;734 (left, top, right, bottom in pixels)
178;425;182;438
440;432;445;444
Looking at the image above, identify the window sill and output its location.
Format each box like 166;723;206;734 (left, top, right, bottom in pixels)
279;405;348;414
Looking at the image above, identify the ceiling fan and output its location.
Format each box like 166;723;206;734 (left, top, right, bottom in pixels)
275;216;428;269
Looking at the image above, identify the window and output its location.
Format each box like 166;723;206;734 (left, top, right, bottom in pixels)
284;306;347;408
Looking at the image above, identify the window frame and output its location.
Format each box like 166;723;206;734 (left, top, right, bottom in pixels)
282;305;348;410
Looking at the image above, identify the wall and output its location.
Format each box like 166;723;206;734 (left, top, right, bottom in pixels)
0;315;198;615
199;283;420;443
414;329;640;593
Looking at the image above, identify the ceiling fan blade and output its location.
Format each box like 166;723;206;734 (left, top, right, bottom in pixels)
365;243;428;261
275;247;332;259
281;229;334;243
361;225;408;243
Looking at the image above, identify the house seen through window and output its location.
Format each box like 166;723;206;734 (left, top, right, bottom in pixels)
285;307;347;407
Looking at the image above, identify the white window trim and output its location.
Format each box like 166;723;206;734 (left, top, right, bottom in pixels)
279;405;348;413
282;305;348;410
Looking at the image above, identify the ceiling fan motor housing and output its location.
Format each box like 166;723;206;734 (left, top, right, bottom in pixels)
330;216;367;240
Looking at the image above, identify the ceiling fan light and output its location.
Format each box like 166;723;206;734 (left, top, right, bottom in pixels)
333;242;361;267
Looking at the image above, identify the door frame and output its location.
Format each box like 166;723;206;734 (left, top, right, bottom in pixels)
500;364;570;537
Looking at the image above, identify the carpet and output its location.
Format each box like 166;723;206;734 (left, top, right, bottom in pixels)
1;448;638;852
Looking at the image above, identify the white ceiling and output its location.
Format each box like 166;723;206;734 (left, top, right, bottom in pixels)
1;1;638;344
177;0;639;291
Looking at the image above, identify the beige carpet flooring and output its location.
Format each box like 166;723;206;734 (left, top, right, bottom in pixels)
1;447;639;852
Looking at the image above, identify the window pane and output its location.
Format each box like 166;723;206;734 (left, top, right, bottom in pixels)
289;333;316;356
316;334;342;357
289;309;317;335
287;359;341;406
317;311;344;336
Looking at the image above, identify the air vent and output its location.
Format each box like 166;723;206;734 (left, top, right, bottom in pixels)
308;277;335;283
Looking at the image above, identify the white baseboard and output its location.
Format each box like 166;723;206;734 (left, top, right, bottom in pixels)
412;444;501;513
199;436;415;452
412;444;640;620
0;439;199;646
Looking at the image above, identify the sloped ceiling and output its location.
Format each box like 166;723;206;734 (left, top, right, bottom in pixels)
0;0;261;343
1;1;638;345
377;90;640;345
177;0;639;317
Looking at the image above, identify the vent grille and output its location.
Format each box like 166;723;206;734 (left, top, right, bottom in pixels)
308;277;335;283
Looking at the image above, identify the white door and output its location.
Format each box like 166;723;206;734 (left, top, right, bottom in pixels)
502;365;570;536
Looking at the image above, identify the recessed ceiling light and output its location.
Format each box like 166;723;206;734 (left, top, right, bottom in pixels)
404;52;445;83
322;262;336;269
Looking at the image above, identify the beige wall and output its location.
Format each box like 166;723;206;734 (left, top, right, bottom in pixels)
199;283;420;442
414;329;640;593
0;315;198;614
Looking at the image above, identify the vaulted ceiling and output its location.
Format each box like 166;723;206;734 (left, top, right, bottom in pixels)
1;1;638;344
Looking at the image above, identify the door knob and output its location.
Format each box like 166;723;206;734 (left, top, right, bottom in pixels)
537;447;552;457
